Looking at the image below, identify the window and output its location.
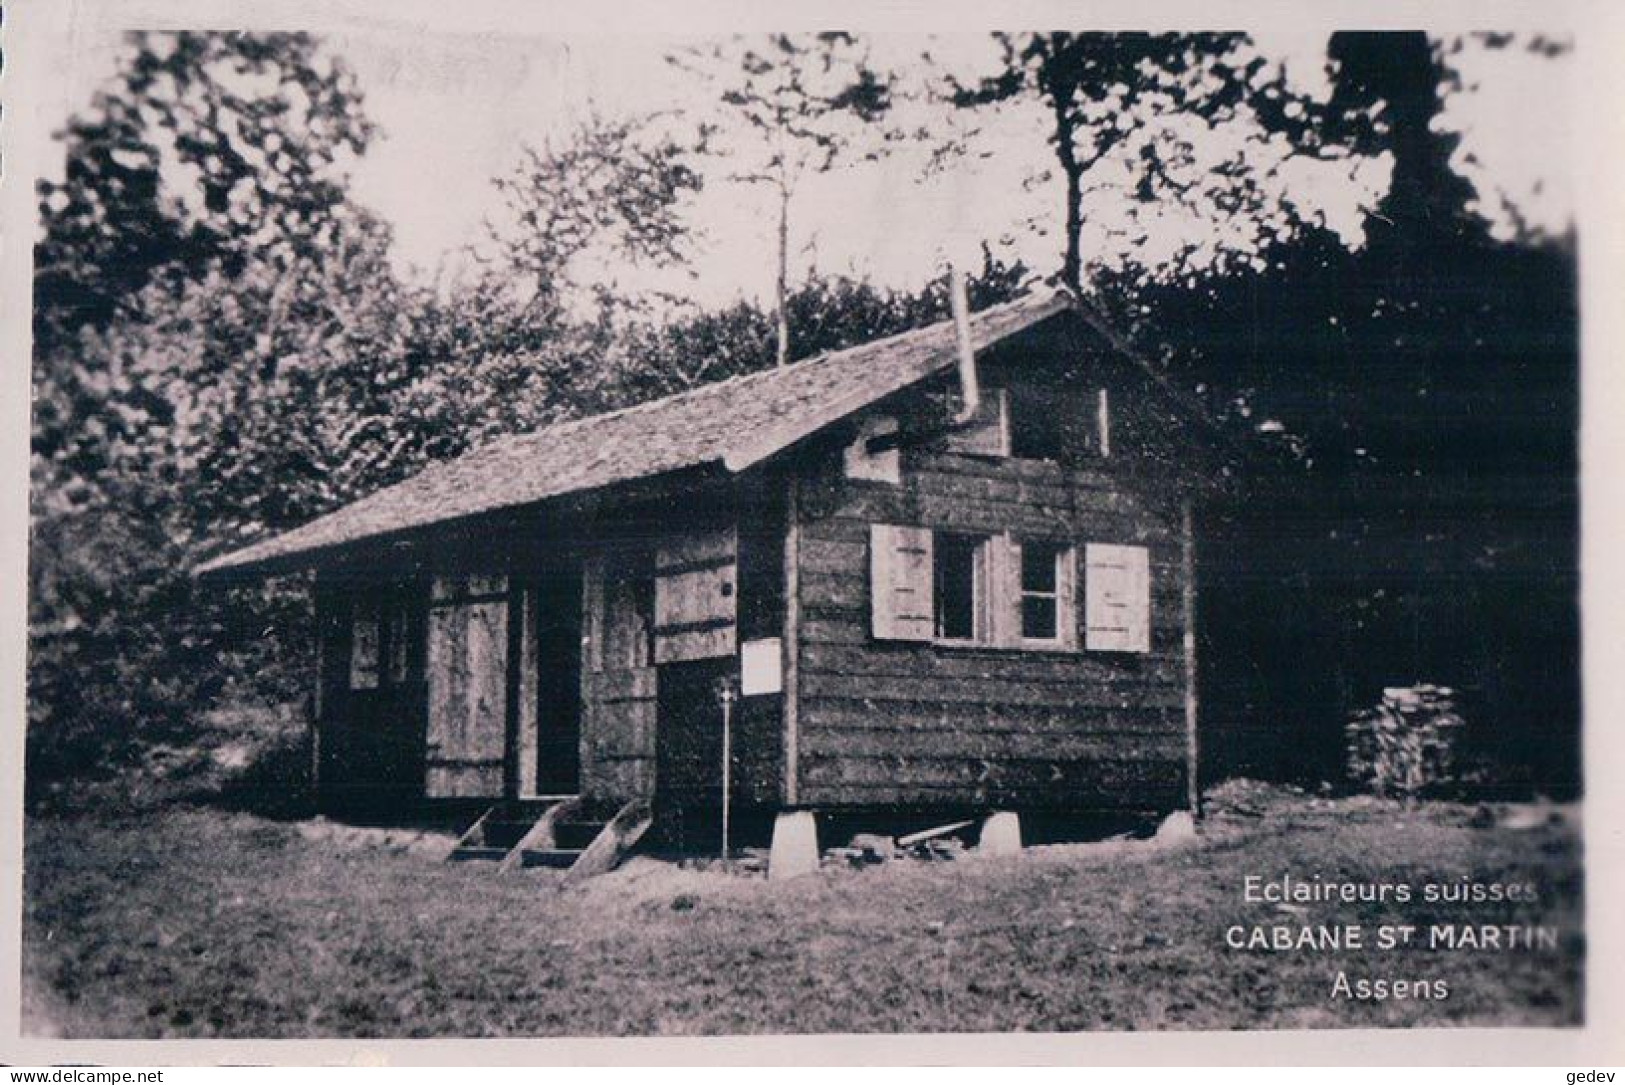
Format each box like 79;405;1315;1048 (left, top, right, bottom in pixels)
349;594;422;691
350;608;381;690
872;525;1081;650
933;533;986;641
1009;385;1063;461
1004;382;1112;462
1020;540;1064;642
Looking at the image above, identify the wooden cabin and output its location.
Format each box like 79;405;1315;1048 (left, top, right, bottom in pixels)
198;288;1217;872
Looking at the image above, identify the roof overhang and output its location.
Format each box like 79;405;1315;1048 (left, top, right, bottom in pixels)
193;287;1229;582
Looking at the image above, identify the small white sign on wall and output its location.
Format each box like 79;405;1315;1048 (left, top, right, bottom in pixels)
740;637;783;695
1085;543;1151;653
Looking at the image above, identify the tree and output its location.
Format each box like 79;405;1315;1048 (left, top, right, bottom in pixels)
28;32;396;798
614;246;1031;404
32;30;391;532
673;34;893;365
938;33;1372;292
1322;31;1483;253
34;31;374;358
479;112;703;331
1082;33;1580;793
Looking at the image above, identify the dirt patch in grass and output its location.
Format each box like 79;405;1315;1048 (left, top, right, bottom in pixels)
21;783;1582;1037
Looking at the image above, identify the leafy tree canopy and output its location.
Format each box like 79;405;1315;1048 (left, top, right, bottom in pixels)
934;32;1388;290
35;31;374;356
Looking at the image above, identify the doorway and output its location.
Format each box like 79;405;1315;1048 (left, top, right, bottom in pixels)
531;561;583;795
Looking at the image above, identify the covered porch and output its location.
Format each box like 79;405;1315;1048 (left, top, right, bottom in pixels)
294;473;791;857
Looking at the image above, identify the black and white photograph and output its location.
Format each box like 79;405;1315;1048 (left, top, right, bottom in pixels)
4;0;1619;1063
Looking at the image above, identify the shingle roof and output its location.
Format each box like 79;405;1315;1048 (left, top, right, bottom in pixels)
196;288;1074;577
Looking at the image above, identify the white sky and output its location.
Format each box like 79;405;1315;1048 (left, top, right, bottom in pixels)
31;26;1576;309
336;29;1378;303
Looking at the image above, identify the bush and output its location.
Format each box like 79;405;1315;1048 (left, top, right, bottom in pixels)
25;498;314;806
1345;684;1467;799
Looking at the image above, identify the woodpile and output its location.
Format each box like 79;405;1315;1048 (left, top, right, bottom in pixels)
822;824;974;867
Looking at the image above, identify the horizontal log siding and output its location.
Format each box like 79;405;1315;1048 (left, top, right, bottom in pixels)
794;446;1190;811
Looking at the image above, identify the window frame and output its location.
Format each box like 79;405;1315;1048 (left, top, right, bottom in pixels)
931;531;990;645
348;587;426;692
1017;538;1069;647
349;604;383;691
870;523;1087;653
1000;381;1114;464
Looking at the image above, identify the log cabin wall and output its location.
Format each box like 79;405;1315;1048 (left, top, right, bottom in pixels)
312;569;430;813
312;521;586;808
731;475;788;806
789;357;1195;814
576;482;787;812
306;483;791;815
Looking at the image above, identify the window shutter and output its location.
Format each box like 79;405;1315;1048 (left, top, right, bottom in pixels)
654;527;738;663
870;524;934;641
1058;546;1080;649
989;534;1020;647
1085;543;1151;653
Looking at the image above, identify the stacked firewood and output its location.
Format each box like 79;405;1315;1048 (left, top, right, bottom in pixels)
1345;684;1466;799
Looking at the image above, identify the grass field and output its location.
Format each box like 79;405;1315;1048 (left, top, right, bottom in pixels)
21;783;1583;1037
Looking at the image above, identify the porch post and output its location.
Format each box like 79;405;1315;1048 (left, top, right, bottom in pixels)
1182;497;1201;818
502;574;524;799
781;475;801;807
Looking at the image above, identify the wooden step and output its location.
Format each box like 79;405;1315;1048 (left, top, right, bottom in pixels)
496;795;585;874
552;821;608;851
559;799;653;887
445;803;502;861
446;797;587;867
481;821;546;850
520;848;584;869
445;797;647;879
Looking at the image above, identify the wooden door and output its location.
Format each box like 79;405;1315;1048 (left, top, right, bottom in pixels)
424;575;510;798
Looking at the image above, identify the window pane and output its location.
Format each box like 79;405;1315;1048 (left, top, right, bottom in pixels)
1009;385;1064;461
1021;542;1059;593
934;534;980;640
350;611;381;690
386;605;412;685
1022;596;1058;641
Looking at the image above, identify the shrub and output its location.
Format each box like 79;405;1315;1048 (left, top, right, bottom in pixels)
1345;684;1467;799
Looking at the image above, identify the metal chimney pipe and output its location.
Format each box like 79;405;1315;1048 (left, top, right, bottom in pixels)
949;264;981;424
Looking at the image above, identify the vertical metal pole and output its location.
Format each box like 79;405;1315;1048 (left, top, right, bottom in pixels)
1097;387;1112;458
948;264;981;423
721;693;732;859
715;676;737;860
